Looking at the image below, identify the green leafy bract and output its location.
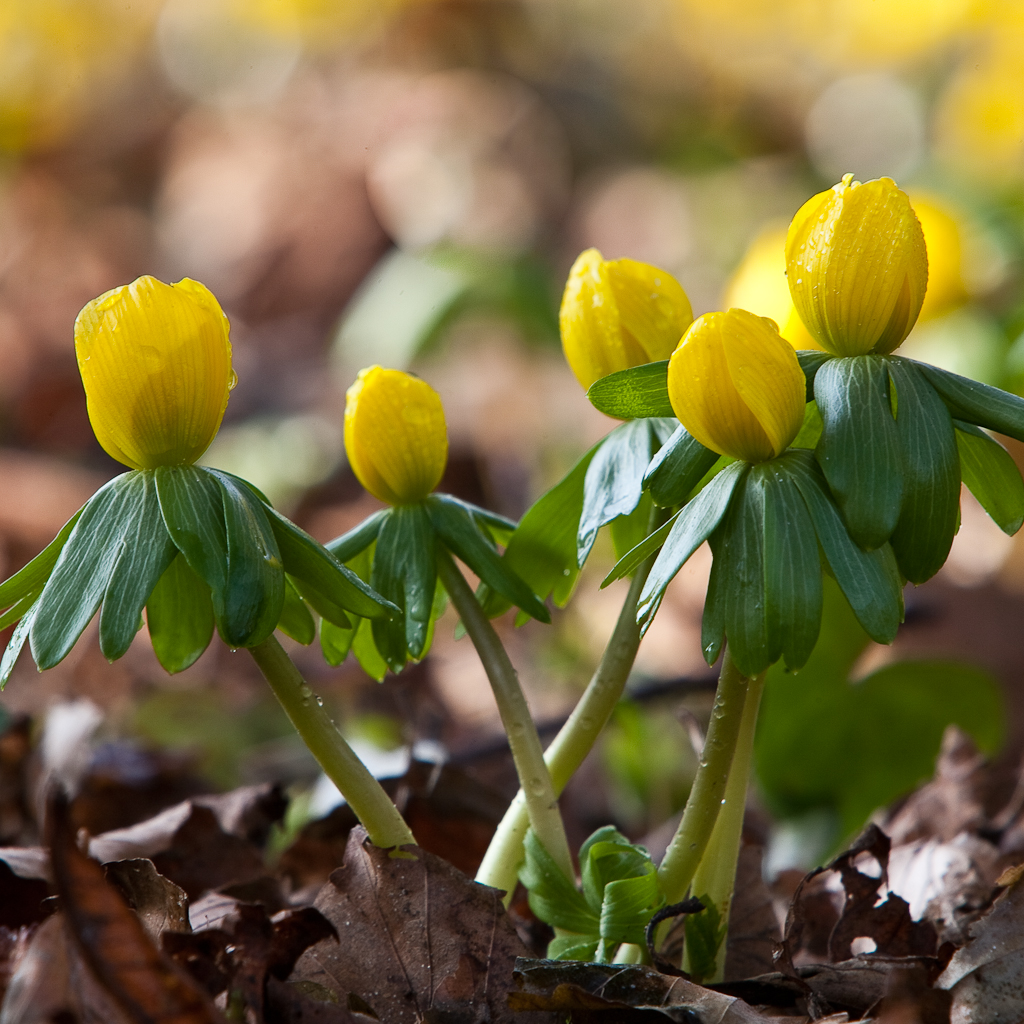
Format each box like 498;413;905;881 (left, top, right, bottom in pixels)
146;552;215;674
278;577;316;645
578;418;676;566
916;360;1024;443
586;361;672;419
955;421;1024;535
814;355;903;551
521;826;664;963
642;424;719;509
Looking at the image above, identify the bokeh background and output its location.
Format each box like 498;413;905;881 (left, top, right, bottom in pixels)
3;0;1024;871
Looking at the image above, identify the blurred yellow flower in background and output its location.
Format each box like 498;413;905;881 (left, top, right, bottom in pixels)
560;248;693;392
786;175;927;357
344;366;448;506
724;224;821;351
76;276;234;471
668;308;805;463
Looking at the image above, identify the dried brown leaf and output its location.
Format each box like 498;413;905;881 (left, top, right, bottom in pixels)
290;826;551;1024
103;859;191;942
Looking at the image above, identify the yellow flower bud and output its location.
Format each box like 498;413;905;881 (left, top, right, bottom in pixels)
668;309;806;463
786;175;928;357
75;276;234;471
344;366;448;505
560;248;693;391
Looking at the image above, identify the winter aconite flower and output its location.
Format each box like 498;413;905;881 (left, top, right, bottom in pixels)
344;366;448;506
668;309;805;463
561;248;693;391
786;175;928;357
76;276;234;470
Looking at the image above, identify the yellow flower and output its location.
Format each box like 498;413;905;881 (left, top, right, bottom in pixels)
560;248;693;391
344;366;448;505
910;193;968;320
75;276;234;471
724;223;822;351
786;175;928;357
668;309;806;463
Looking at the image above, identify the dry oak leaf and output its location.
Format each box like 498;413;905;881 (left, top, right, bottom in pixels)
290;826;558;1024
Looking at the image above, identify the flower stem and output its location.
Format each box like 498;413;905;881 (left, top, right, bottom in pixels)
682;666;765;982
656;647;755;905
249;635;415;849
435;547;574;883
475;509;668;898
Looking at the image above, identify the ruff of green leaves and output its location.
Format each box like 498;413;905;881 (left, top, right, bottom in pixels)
587;351;1024;678
320;493;552;678
520;825;665;963
0;466;397;686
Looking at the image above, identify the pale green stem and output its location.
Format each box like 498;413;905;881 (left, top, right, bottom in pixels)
435;548;574;882
249;635;415;849
475;522;663;898
682;668;765;982
656;647;752;904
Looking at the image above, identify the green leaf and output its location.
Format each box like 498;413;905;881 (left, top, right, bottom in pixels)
480;444;600;618
462;501;517;547
370;503;436;672
955;421;1024;535
98;473;177;662
320;616;357;667
637;462;748;633
547;936;600;961
0;594;38;631
325;509;389;563
643;425;721;509
155;465;228;594
578;419;665;566
586;361;672;419
31;473;145;670
887;359;960;584
1;599;38;689
814;355;904;551
796;350;833;400
783;450;903;646
707;470;772;677
352;616;389;681
916;360;1024;443
520;828;598;937
278;578;315;645
758;461;822;672
0;508;83;612
602;508;681;586
756;577;1005;839
684;897;726;985
791;400;823;450
146;552;215;674
429;494;551;623
209;471;285;648
225;474;394;622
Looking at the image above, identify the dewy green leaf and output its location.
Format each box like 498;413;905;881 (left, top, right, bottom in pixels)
1;600;38;689
709;470;771;677
578;419;667;566
916;360;1024;443
210;472;285;648
98;472;177;662
955;421;1024;535
603;508;681;586
155;465;228;594
783;450;903;645
31;473;145;670
887;359;960;584
370;503;436;672
229;475;394;622
146;552;215;674
814;355;904;551
0;507;83;613
480;444;600;619
586;360;673;419
644;425;721;508
637;462;748;633
758;461;822;672
278;577;315;645
520;829;598;938
428;494;551;623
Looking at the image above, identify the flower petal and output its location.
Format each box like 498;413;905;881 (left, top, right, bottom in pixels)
605;257;693;362
75;276;233;470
